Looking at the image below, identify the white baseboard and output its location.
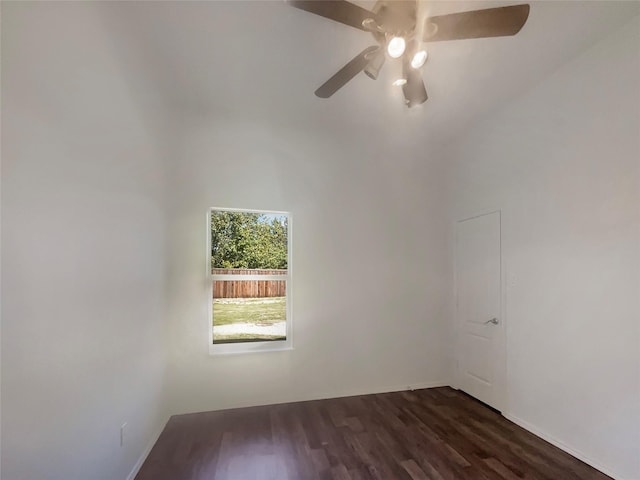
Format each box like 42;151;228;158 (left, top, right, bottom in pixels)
503;412;626;480
326;380;450;398
126;417;169;480
173;381;450;417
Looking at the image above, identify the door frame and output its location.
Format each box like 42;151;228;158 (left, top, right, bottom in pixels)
453;209;507;412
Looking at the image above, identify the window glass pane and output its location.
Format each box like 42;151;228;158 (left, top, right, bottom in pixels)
211;211;288;273
213;280;286;344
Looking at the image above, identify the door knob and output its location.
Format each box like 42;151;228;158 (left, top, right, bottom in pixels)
484;318;499;325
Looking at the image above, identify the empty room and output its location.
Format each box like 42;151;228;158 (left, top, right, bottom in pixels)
1;1;639;479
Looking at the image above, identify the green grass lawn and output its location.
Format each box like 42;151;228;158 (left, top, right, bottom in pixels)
213;297;286;326
213;297;286;343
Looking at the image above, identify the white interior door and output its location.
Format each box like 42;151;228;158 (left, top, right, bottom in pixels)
455;211;504;410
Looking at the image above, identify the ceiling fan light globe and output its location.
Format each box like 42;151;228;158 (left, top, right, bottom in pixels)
387;36;406;58
411;50;428;69
364;49;385;80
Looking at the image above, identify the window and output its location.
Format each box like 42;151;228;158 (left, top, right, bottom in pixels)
209;208;292;354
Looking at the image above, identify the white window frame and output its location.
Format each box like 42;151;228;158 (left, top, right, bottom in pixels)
208;207;293;355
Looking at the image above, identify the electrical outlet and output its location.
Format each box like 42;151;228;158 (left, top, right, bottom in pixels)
120;423;127;447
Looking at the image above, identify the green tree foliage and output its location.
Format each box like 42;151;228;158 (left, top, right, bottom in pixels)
211;211;288;270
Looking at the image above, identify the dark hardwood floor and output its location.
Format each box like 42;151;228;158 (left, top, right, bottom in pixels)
136;387;611;480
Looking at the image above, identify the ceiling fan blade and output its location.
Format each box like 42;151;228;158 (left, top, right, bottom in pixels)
315;46;379;98
288;0;380;31
402;61;428;108
423;4;530;42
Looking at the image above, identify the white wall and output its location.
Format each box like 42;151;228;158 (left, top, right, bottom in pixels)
164;116;451;415
446;16;640;480
3;2;637;479
1;3;169;479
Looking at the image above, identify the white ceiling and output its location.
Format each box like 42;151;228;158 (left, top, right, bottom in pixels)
102;1;640;149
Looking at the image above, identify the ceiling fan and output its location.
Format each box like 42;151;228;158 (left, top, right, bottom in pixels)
288;0;530;107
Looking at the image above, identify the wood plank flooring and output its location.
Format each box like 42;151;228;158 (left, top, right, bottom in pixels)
135;387;612;480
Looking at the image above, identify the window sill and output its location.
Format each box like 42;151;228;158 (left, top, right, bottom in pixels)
209;342;293;356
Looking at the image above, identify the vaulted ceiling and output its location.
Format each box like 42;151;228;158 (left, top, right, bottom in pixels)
102;1;640;150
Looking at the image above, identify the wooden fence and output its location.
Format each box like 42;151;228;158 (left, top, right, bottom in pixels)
212;269;287;298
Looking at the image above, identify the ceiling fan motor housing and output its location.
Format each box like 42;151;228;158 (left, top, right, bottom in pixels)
371;0;417;45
